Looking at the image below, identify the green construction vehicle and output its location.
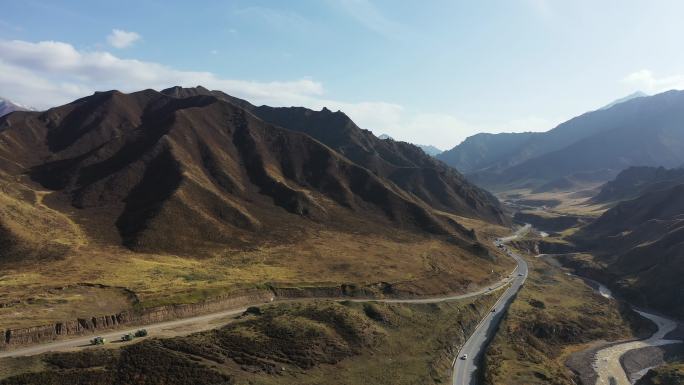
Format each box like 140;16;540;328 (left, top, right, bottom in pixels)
121;333;135;342
90;336;106;345
134;329;148;337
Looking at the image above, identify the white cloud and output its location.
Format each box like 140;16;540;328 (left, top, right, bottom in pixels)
107;29;141;48
622;69;684;93
0;37;552;150
0;39;324;109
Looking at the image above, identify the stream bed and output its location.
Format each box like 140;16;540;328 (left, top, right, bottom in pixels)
591;306;682;385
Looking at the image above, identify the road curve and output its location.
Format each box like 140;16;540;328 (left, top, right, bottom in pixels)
0;236;522;359
452;226;530;385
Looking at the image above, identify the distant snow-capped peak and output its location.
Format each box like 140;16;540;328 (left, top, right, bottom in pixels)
0;97;33;116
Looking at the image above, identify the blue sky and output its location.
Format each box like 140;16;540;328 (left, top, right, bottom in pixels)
2;0;684;149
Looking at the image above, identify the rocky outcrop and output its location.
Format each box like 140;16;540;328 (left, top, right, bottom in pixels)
508;239;540;255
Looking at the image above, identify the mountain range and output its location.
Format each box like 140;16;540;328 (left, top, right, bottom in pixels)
438;90;684;192
592;166;684;204
0;87;506;260
569;173;684;318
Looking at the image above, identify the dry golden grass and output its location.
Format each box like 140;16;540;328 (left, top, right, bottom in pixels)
0;171;516;330
0;193;514;328
498;188;609;217
0;356;46;381
0;185;86;254
0;285;132;330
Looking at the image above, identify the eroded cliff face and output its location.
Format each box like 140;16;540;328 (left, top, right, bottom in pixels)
0;283;434;350
0;290;274;349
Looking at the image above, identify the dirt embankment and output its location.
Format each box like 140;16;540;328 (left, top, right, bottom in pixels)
507;239;539;255
0;290;274;349
0;281;457;350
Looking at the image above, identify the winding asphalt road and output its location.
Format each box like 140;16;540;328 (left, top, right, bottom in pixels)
452;225;530;385
0;230;526;359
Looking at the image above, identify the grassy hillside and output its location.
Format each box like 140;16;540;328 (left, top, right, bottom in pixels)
0;218;513;330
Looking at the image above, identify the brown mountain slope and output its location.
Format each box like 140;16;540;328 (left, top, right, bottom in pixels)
0;88;519;329
0;89;498;257
569;184;684;318
160;86;508;226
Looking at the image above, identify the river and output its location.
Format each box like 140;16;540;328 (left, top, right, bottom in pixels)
536;254;680;385
592;307;682;385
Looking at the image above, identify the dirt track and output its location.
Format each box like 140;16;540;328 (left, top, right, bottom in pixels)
0;264;518;359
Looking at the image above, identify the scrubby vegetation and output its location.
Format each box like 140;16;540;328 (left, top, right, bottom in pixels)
45;350;118;369
163;302;385;373
483;254;643;385
1;296;496;385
